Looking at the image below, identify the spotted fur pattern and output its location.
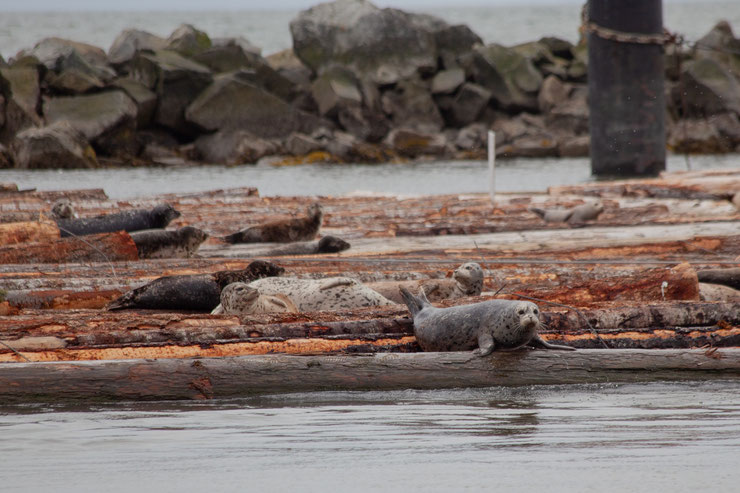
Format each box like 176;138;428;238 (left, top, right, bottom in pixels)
367;262;484;304
211;282;298;314
130;226;209;259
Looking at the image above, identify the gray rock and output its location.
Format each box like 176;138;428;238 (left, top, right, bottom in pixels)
0;142;12;168
45;68;105;94
445;82;491;127
108;29;167;65
538;74;569;113
0;67;42;126
336;104;390;142
545;85;589;136
11;121;98;169
692;21;740;79
673;58;740;117
454;122;488;150
432;23;483;59
194;128;278;164
212;36;261;56
499;134;558;158
431;68;465;95
557;135;590;157
185;71;330;139
285;132;323;156
290;0;436;84
111;77;157;127
22;38;115;83
311;67;362;117
667;118;731;153
538;37;574;60
165;24;212;57
384;127;449;158
381;78;444;134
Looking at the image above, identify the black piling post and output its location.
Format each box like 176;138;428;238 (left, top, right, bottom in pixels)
587;0;666;176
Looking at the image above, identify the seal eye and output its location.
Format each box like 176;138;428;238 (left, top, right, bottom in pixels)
533;309;538;315
518;309;524;315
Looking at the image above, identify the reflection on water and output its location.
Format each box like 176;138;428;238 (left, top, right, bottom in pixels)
1;154;738;199
2;381;740;492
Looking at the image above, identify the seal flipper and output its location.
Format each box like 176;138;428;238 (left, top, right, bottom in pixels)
473;333;495;357
211;304;224;314
528;334;575;351
319;278;355;290
399;287;431;317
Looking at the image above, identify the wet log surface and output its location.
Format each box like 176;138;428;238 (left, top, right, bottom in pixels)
0;231;139;264
1;348;739;402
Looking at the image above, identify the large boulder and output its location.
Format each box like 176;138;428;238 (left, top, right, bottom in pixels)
110;77;157;127
693;21;740;79
290;0;437;84
381;78;444;133
442;82;491;128
108;29;167;66
311;66;362;117
672;58;740;118
0;67;42;144
465;43;543;112
21;37;115;82
129;50;213;136
384;127;450;158
11;121;98;169
193;128;278;164
185;71;331;139
43;90;138;157
165;24;212;58
431;68;465;95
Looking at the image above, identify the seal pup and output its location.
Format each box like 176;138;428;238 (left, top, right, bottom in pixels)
399;287;574;356
248;276;397;311
529;201;604;224
106;260;284;312
211;282;299;315
257;235;350;256
56;203;181;237
223;202;323;244
50;198;76;219
130;226;209;259
367;262;484;304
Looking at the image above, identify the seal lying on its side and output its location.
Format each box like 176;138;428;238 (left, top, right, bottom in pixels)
257;235;350;256
56;203;181;237
130;226;209;259
529;201;604;224
367;262;484;304
399;287;574;356
248;276;397;311
223;202;323;244
106;260;284;312
211;282;299;315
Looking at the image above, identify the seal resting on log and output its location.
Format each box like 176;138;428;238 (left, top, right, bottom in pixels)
56;203;181;237
130;226;209;259
367;262;484;304
248;276;397;311
255;235;350;256
399;287;574;356
50;198;76;219
106;260;284;312
223;202;323;244
211;282;299;315
529;201;604;224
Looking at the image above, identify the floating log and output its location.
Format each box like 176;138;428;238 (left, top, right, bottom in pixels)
0;218;59;245
697;268;740;290
1;349;739;402
0;231;139;264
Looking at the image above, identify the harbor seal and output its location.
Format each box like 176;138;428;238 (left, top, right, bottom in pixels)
211;282;299;315
256;235;350;256
130;226;209;259
50;198;76;219
529;201;604;224
223;202;323;244
399;287;574;356
367;262;484;304
106;260;285;311
56;203;181;237
248;276;397;311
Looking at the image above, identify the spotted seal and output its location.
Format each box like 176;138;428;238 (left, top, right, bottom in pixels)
130;226;209;259
223;202;323;244
50;198;76;219
211;282;299;315
106;260;284;311
255;235;350;256
56;203;181;237
367;262;484;304
399;287;574;356
248;276;397;311
529;201;604;224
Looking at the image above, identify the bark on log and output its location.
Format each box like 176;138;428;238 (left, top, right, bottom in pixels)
1;348;739;402
0;231;139;264
697;268;740;290
0;219;60;245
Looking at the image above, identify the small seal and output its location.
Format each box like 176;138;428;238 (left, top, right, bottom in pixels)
399;287;574;356
367;262;484;304
248;276;397;311
529;201;604;224
255;235;350;256
106;260;285;312
56;203;181;237
50;198;76;219
223;202;323;244
211;282;299;315
130;226;209;259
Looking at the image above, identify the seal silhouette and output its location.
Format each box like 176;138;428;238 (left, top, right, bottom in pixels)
529;201;604;224
257;235;350;256
367;262;484;304
130;226;209;259
399;287;574;356
211;282;299;315
248;276;397;311
223;202;323;244
56;203;181;237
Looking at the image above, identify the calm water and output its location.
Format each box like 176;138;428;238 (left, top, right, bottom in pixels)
2;381;740;492
1;2;740;59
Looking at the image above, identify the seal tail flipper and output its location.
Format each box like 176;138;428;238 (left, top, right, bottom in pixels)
105;291;135;311
528;207;546;219
399;287;431;317
319;278;356;291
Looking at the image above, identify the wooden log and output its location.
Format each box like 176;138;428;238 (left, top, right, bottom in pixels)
1;349;739;402
0;218;60;245
2;289;124;310
0;231;139;264
0;182;19;193
697;268;740;290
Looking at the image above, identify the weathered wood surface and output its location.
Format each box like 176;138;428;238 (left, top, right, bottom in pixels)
1;349;739;402
0;231;139;264
0;218;59;245
698;268;740;290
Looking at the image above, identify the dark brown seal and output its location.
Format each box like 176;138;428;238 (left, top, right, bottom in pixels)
130;226;209;259
399;287;574;356
223;202;323;244
56;203;181;237
106;260;284;312
257;235;350;256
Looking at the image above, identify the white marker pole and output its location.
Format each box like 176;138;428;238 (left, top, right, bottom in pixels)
487;130;496;204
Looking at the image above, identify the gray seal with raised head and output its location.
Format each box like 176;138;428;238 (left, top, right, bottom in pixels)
399;287;574;356
211;282;299;315
367;262;484;304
